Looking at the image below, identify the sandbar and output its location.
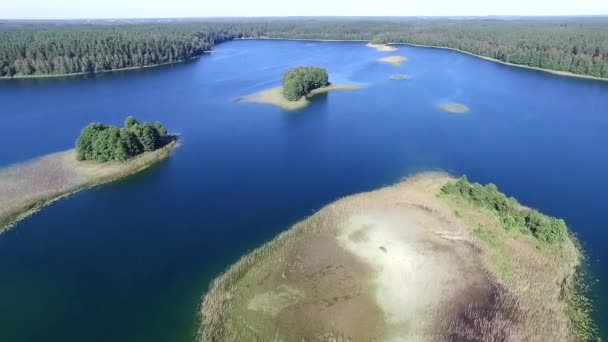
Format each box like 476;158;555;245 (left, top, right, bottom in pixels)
379;55;407;66
366;43;398;52
0;139;178;232
234;84;362;111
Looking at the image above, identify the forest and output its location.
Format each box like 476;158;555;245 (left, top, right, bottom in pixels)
1;18;608;78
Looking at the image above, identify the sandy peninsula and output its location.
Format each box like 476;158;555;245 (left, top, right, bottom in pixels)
234;84;362;111
199;172;588;341
0;139;178;233
366;43;398;52
439;103;470;114
379;55;407;66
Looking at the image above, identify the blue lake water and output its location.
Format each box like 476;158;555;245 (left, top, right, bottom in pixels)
0;40;606;341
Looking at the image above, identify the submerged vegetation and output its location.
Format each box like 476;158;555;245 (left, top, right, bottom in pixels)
76;116;168;162
439;103;470;114
282;66;329;101
441;176;567;245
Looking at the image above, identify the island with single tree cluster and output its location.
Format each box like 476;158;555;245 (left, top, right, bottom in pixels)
0;116;178;233
234;66;361;111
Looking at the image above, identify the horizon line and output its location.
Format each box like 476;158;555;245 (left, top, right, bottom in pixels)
2;15;608;21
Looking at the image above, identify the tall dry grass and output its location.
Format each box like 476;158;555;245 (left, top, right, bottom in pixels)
0;139;177;233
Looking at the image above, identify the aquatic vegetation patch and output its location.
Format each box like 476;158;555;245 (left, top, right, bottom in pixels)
378;55;407;66
0;138;178;233
390;74;408;80
439;103;470;114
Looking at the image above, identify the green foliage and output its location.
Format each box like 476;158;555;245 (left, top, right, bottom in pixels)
442;176;567;245
75;122;107;161
75;116;168;162
124;116;139;129
281;67;330;101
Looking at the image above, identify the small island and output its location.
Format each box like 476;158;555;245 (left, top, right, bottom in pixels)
379;55;407;66
199;173;594;341
0;116;177;233
234;66;361;111
439;102;470;114
366;42;398;52
390;74;408;80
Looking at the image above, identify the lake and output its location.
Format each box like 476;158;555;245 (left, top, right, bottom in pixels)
0;39;606;341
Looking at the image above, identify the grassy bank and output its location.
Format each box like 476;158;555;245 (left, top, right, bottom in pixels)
0;138;178;233
439;176;599;340
199;172;592;341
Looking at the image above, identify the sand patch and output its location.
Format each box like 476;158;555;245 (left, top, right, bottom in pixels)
338;208;489;341
234;84;362;111
379;55;407;66
439;103;470;114
390;74;408;80
367;43;398;52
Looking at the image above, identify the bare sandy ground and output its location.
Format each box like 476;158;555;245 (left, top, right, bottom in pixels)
379;56;407;66
234;84;362;111
0;141;177;232
367;43;398;52
200;172;582;341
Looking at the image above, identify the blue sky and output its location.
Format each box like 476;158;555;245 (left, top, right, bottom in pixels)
3;0;608;19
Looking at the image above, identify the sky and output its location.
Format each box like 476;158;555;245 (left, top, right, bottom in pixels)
2;0;608;19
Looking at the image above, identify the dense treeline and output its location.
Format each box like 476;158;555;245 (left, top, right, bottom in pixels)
1;19;608;78
282;66;329;101
76;116;169;162
441;176;567;244
0;23;259;76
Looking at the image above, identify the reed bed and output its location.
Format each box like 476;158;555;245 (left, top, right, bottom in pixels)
0;139;178;233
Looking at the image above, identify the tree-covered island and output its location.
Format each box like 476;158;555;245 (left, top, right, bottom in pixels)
76;116;169;162
282;67;330;101
235;66;361;111
0;117;177;233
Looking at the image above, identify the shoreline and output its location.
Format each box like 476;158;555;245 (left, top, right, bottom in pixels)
0;139;179;234
3;37;606;82
394;42;608;82
199;172;593;341
240;37;608;82
0;55;205;80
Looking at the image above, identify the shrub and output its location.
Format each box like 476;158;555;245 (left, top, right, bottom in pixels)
282;66;329;101
442;176;566;245
75;116;168;162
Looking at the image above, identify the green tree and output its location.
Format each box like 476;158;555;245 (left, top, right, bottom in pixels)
282;66;329;101
75;116;169;162
124;116;139;129
75;123;108;161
